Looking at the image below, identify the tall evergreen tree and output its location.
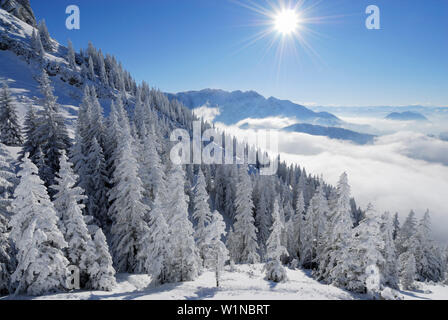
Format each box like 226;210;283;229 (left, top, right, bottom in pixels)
38;19;53;51
0;143;17;217
266;199;288;262
288;190;304;261
67;39;76;69
192;168;213;266
0;213;14;295
380;212;399;289
204;210;229;287
81;227;117;291
20;105;40;162
164;164;200;282
264;199;288;283
345;205;385;294
9;154;69;295
227;167;259;264
86;138;109;228
31;29;45;57
0;82;23;146
35;71;71;191
316;172;353;286
108;124;150;273
139;187;169;285
52;151;92;287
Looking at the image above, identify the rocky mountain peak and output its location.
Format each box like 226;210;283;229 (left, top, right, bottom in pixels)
0;0;36;26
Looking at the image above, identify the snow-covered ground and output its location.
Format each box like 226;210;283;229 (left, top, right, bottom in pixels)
2;264;447;300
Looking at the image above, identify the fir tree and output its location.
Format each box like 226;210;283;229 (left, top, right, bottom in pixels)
380;212;399;289
399;252;417;290
0;82;23;146
227;167;259;264
345;205;385;294
35;71;71;191
316;172;353;286
20;105;40;162
164;164;200;282
31;29;44;57
52;151;91;287
288;190;304;261
192;168;213;266
204;210;229;287
139;187;169;285
9;154;69;295
0;214;15;295
108;125;150;273
81;228;116;291
0;143;17;217
38;20;53;51
67;39;76;69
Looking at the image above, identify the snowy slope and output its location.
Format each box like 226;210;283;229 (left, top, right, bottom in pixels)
3;264;446;300
168;89;341;126
0;7;125;131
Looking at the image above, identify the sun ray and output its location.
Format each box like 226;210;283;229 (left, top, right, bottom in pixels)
231;0;341;75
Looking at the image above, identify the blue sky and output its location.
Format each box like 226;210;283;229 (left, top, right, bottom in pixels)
31;0;448;107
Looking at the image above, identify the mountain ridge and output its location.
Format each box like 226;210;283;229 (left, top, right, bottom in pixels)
0;0;35;26
168;88;341;126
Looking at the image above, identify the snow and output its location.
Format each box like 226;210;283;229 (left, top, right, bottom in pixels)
1;263;445;300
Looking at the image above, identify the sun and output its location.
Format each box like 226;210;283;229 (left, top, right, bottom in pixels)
274;9;300;35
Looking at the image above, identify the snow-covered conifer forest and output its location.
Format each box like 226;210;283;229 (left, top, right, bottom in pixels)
0;2;447;300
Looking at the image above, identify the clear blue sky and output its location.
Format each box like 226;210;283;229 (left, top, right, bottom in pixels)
31;0;448;107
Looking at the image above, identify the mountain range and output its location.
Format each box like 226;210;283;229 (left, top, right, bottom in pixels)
385;111;428;121
168;89;341;126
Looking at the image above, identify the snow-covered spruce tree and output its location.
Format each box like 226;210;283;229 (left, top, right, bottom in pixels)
108;123;150;273
31;29;45;57
0;82;23;146
254;185;270;261
137;122;163;205
227;167;260;264
264;199;288;283
345;204;385;295
395;210;417;256
0;213;15;295
97;50;108;86
86;138;109;228
204;210;229;287
399;251;417;290
103;100;122;180
9;154;69;295
35;70;71;191
288;190;305;261
139;187;169;285
380;212;399;289
20;105;40;163
81;228;116;291
38;19;53;51
71;86;92;189
415;211;444;282
266;199;288;262
299;200;313;268
192;168;213;266
0;143;17;217
303;180;330;267
52;151;92;287
164;164;200;282
67;39;76;69
316;172;353;286
88;56;95;81
87;87;107;146
392;213;400;241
